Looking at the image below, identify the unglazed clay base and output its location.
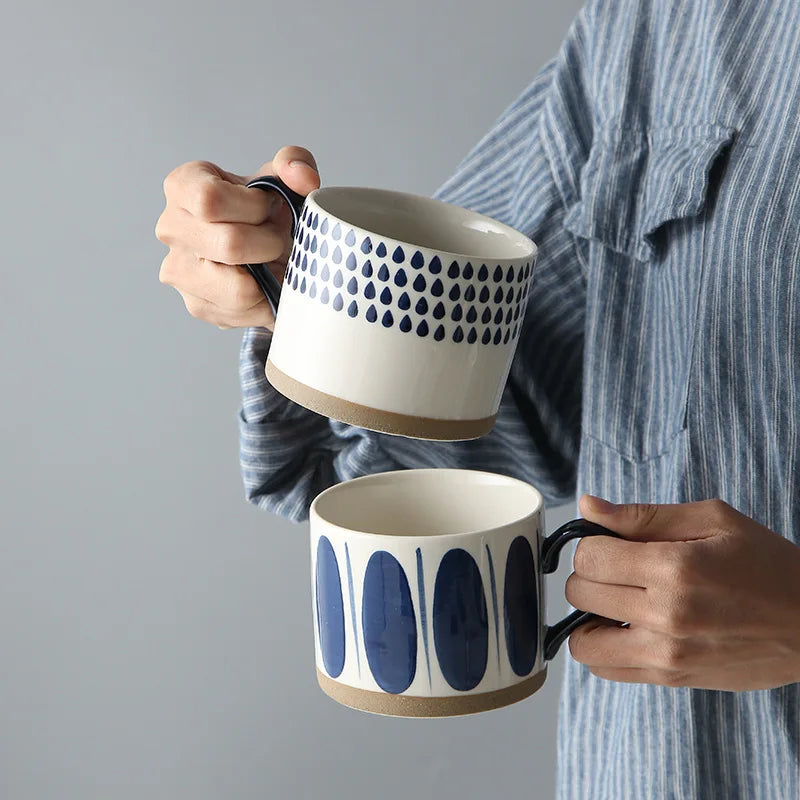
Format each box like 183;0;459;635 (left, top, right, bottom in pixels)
316;668;547;717
266;359;496;440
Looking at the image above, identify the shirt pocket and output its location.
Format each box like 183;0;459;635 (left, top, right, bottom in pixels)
564;123;736;462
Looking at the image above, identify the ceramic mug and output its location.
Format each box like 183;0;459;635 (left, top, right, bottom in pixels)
244;176;537;441
308;469;618;718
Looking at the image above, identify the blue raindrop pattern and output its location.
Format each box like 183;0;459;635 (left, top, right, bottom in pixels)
415;547;432;689
285;213;533;346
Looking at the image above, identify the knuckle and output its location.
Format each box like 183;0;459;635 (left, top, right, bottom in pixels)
181;159;209;177
660;598;696;637
183;295;206;320
234;272;263;311
216;225;246;264
707;497;730;515
572;540;595;576
568;622;608;664
679;548;703;586
229;271;258;309
162;170;175;197
192;159;217;175
567;627;586;661
659;669;689;688
163;161;195;196
629;503;660;530
154;212;168;243
660;547;699;587
192;181;220;220
158;254;174;285
705;498;732;526
660;637;690;670
564;573;580;607
657;550;681;585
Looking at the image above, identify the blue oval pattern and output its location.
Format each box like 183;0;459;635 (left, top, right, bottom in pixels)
503;536;538;676
433;548;488;691
315;536;345;678
362;551;417;694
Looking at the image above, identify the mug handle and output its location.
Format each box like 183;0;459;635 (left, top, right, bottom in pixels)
540;519;622;662
243;175;307;317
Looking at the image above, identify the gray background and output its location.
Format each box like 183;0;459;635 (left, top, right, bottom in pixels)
1;0;583;797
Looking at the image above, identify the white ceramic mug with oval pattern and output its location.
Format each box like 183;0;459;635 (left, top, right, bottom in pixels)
244;176;537;440
309;469;619;717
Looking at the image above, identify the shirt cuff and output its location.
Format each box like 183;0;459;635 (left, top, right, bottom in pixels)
239;326;315;423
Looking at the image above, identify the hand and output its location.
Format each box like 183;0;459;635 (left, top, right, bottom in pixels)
155;146;320;330
566;495;800;690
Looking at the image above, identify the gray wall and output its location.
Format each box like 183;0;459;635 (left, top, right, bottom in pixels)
1;1;583;797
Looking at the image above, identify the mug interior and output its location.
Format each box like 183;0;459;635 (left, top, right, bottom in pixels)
311;187;537;262
311;469;542;536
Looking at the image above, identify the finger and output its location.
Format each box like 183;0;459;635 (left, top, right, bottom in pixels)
568;619;640;667
591;663;793;691
178;290;274;329
163;160;281;225
158;206;290;265
588;667;691;688
160;249;269;311
564;573;649;626
568;620;697;670
572;535;659;587
578;494;728;542
266;145;321;196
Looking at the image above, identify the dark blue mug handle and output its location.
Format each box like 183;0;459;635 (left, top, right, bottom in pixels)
540;519;622;662
243;175;307;318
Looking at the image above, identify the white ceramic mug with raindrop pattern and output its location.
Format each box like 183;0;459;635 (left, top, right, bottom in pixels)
244;177;537;441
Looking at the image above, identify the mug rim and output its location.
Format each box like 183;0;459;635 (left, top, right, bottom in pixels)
309;468;544;540
307;186;538;264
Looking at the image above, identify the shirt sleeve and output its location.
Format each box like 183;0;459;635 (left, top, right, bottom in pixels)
238;10;594;522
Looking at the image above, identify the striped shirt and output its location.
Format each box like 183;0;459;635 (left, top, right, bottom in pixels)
238;1;800;797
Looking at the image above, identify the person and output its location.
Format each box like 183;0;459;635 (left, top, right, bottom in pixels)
154;0;800;797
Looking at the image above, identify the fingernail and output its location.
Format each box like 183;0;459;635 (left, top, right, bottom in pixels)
584;495;618;514
289;160;317;172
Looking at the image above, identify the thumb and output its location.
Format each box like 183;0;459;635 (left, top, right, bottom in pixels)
267;145;321;197
578;494;714;542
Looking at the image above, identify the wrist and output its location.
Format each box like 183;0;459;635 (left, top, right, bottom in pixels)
789;551;800;683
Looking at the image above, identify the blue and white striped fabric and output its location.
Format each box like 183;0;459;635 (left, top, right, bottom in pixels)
239;1;800;797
